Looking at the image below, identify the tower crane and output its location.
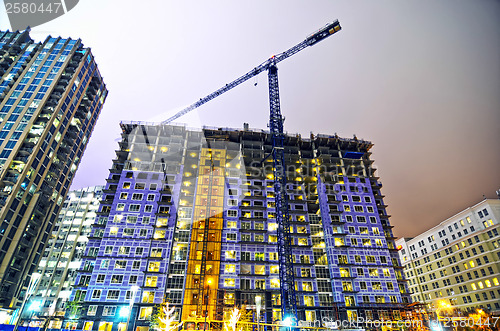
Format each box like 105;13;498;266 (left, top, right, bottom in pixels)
163;20;342;322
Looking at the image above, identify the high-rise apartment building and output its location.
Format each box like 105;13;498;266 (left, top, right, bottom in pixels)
0;29;107;309
73;123;409;331
397;198;500;314
26;186;103;328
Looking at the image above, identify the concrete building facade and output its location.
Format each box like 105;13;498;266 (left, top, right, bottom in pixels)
0;29;107;309
72;123;409;331
397;198;500;314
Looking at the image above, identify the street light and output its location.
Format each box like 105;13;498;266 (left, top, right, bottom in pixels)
125;286;140;331
255;296;262;331
13;272;41;331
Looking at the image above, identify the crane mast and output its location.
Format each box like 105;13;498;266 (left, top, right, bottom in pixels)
164;20;342;322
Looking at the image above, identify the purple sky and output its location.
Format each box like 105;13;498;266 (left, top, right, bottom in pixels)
1;1;499;238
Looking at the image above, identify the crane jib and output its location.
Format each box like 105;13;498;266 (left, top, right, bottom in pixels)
162;20;341;125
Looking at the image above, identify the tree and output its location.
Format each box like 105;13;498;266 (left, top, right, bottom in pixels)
150;301;183;331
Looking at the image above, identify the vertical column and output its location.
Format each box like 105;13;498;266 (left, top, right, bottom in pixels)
182;148;226;327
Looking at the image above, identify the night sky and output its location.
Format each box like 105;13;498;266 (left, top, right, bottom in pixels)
1;0;499;238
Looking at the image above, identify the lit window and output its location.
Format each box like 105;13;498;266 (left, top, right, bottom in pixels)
148;262;160;272
145;276;158;287
154;230;166;239
139;307;153;320
225;251;236;259
270;279;280;288
270;266;279;274
304;296;314;307
255;265;265;275
334;238;345;246
224;279;235;287
298;238;308;246
142;291;154;303
227;221;237;228
224;264;236;273
302;282;313;291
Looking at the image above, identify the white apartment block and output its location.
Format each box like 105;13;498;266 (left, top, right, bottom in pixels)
396;198;500;313
31;186;104;327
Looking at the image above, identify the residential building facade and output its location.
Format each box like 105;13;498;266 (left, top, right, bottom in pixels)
397;198;500;314
26;186;103;328
0;29;107;309
73;123;409;331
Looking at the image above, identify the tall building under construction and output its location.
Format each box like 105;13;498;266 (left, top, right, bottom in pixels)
0;29;107;310
73;122;409;331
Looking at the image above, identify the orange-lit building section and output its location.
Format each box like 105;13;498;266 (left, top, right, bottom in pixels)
182;148;226;324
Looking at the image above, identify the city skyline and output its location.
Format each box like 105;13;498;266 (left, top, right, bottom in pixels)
1;1;499;238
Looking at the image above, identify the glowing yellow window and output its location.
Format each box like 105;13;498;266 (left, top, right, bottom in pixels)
485;280;491;288
227;221;237;228
298;238;308;246
493;278;499;286
148;262;160;272
463;263;468;270
109;227;118;235
225;251;236;259
270;266;279;274
154;230;166;239
224;293;235;305
344;296;355;307
142;291;154;303
383;269;391;277
139;307;152;320
334;238;345;246
375;239;383;247
269;235;277;243
303;296;314;307
469;261;475;268
471;283;477;290
302;282;313;291
270;279;280;288
362;239;371;246
145;276;158;287
340;268;350;277
268;223;277;231
344;206;351;212
224;278;235;287
478;282;484;289
255;265;265;275
156;218;168;227
224;264;236;273
369;268;379;277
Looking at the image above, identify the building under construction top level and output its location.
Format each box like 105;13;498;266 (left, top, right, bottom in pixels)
71;122;410;331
